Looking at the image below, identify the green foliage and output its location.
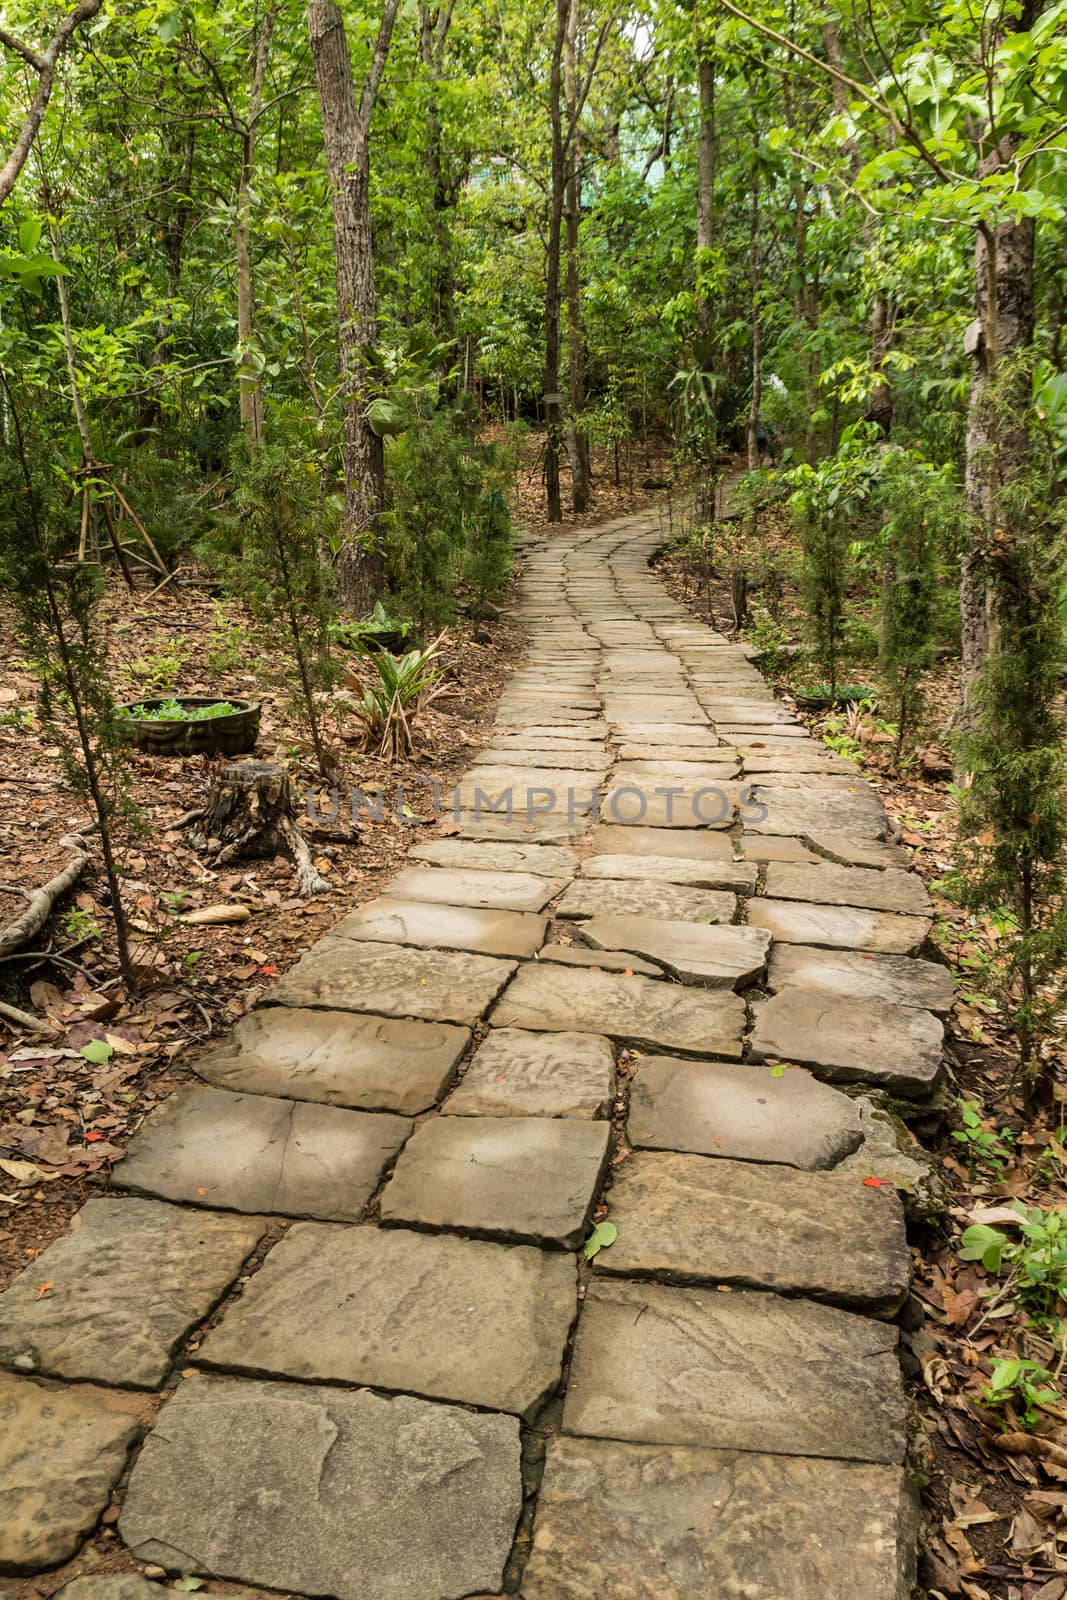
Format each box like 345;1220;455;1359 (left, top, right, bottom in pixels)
951;1098;1015;1175
961;1202;1067;1330
583;1221;618;1262
205;442;338;779
346;636;449;761
982;1358;1059;1431
117;698;241;722
785;427;882;695
877;449;962;764
381;400;516;630
951;470;1067;1078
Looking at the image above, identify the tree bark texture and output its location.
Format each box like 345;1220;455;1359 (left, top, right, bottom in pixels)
307;0;400;612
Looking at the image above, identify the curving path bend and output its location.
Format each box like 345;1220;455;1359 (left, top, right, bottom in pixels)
0;511;952;1600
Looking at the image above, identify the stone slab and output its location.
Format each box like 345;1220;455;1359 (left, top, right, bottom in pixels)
610;762;741;785
455;815;588;845
331;896;547;958
581;853;756;893
444;1027;614;1118
720;722;808;739
0;1197;263;1388
764;861;931;916
492;965;745;1057
746;785;888;839
536;944;662;978
272;940;517;1024
380;1116;611;1249
556;879;736;922
804;831;912;869
196;1006;468;1113
522;1435;917;1600
112;1084;410;1221
563;1280;904;1463
737;835;820;863
601;785;739;828
768;943;954;1014
748;900;931;954
579;918;770;988
628;1055;863;1171
749;990;943;1097
199;1224;576;1420
598;1151;909;1313
470;748;609;772
615;743;735;763
407;839;580;876
0;1372;141;1574
588;824;734;860
741;750;858;773
387;865;563;912
119;1375;520;1600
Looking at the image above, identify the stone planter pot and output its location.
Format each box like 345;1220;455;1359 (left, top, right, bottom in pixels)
114;696;261;757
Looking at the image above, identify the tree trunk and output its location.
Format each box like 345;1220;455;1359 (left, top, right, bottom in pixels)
235;10;274;446
190;760;327;897
543;0;566;522
694;23;717;520
745;147;761;470
307;0;400;612
419;3;458;360
960;159;1035;706
563;0;589;514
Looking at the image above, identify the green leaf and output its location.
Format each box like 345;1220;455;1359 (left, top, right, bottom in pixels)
158;13;182;43
172;1580;205;1593
583;1220;618;1261
17;218;42;255
79;1038;114;1065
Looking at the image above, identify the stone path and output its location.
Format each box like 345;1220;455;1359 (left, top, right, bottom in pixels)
0;510;947;1599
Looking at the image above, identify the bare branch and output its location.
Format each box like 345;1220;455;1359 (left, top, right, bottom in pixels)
358;0;402;133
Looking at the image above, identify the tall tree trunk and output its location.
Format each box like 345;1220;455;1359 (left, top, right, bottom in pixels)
563;0;589;513
793;183;820;462
307;0;400;612
694;22;717;520
745;148;761;470
822;20;893;440
419;3;457;358
235;9;274;445
543;0;566;523
960;197;1035;701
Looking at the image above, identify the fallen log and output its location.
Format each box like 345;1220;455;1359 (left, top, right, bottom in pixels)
0;835;91;959
188;761;327;898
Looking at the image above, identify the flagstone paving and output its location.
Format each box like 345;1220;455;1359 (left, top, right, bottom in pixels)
0;508;947;1595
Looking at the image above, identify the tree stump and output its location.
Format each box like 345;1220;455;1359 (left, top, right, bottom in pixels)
189;761;326;897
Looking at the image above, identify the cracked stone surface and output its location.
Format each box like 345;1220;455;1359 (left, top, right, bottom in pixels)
0;1197;264;1387
119;1375;521;1600
600;785;739;828
563;1279;905;1463
385;864;563;912
767;943;954;1013
746;786;888;839
580;853;756;892
198;1223;576;1418
749;990;944;1096
522;1436;917;1600
628;1056;864;1170
330;896;547;958
597;1152;909;1314
0;1372;142;1574
443;1027;615;1118
195;1006;469;1113
380;1116;611;1248
556;878;736;922
112;1084;410;1220
579;917;771;987
492;964;746;1056
763;861;931;916
271;939;517;1023
747;899;931;954
536;943;662;977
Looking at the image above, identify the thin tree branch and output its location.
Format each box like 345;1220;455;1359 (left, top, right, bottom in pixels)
0;0;102;205
358;0;402;134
